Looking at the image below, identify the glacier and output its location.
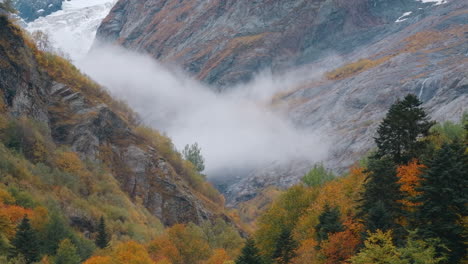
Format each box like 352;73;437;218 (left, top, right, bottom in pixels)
26;0;117;61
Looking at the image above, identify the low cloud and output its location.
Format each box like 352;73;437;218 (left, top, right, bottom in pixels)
78;45;330;177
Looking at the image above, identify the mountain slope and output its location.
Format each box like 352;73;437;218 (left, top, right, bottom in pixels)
0;15;227;226
97;0;444;88
95;0;467;205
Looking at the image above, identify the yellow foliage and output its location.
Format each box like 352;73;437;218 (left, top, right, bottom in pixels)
326;57;391;80
113;241;156;264
54;151;84;173
83;256;113;264
203;249;231;264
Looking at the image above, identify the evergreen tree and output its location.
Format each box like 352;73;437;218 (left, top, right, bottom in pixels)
39;213;71;256
95;216;109;249
315;204;344;243
359;157;402;234
235;239;264;264
415;142;468;263
272;229;298;264
182;143;205;173
55;239;81;264
374;94;433;164
11;216;39;264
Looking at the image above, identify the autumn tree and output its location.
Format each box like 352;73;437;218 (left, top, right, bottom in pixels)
182;143;205;173
55;239;81;264
315;204;344;243
396;160;425;210
415;142;468;263
374;94;433;164
11;216;39;264
235;239;264;264
350;230;402;264
95;217;109;249
320;229;360;264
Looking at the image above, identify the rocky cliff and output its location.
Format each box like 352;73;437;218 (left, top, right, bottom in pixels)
13;0;63;22
96;0;437;88
0;15;226;225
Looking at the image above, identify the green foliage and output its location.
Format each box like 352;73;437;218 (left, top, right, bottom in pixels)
375;94;433;164
38;213;72;256
200;219;244;257
235;239;264;264
55;239;81;264
351;230;444;264
7;188;36;209
11;217;39;264
301;163;335;187
315;204;344;243
182;143;205;173
95;217;109;249
272;229;298;264
415;142;467;263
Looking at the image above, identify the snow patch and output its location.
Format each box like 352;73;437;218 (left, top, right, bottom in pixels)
395;11;412;23
418;0;448;5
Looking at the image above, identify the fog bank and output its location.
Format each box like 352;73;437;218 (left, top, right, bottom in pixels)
78;45;330;177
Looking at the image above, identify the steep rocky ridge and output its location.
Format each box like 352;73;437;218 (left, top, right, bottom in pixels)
95;0;467;205
97;0;434;88
0;16;226;226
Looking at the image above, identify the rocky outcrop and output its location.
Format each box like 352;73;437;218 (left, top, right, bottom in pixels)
0;15;220;226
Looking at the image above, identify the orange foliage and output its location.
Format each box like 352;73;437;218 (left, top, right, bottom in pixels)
148;235;182;264
0;204;33;224
319;220;362;264
113;241;156;264
294;165;366;241
291;239;319;264
203;249;230;264
83;256;113;264
397;160;425;208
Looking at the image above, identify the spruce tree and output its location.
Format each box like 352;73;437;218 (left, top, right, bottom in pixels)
272;229;298;264
315;204;344;243
95;217;109;249
11;216;39;264
374;94;433;164
359;157;402;234
235;239;264;264
415;142;468;263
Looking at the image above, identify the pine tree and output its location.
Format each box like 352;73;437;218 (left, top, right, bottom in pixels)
95;217;109;249
55;239;81;264
272;229;298;264
359;157;402;234
374;94;433;164
235;239;264;264
182;143;205;173
11;216;39;264
415;142;468;263
315;204;344;243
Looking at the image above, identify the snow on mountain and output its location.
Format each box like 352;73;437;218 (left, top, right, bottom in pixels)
27;0;116;61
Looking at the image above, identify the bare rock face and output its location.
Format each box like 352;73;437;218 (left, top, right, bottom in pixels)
96;0;404;88
0;16;219;226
